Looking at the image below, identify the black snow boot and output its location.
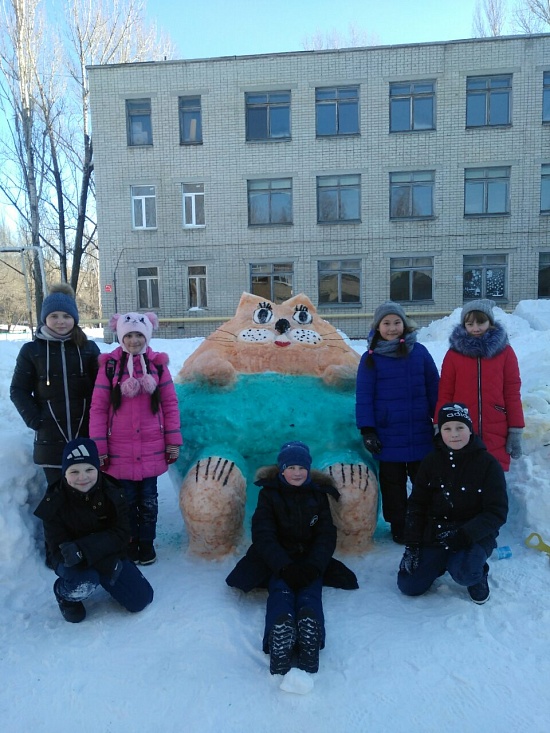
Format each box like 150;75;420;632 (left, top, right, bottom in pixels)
297;607;320;673
53;579;86;623
138;543;157;565
468;563;490;605
268;614;297;675
127;539;139;563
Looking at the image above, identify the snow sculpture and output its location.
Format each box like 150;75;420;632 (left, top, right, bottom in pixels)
173;293;379;558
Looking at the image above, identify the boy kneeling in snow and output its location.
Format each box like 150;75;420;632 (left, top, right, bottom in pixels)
35;438;153;623
398;403;508;605
226;441;357;676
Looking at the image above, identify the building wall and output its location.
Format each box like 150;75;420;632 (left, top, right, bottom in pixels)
88;35;550;339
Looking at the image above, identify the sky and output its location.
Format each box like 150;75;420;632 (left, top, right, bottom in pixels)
149;0;480;61
1;302;550;730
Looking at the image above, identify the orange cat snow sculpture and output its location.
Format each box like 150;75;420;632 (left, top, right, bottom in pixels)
174;293;379;558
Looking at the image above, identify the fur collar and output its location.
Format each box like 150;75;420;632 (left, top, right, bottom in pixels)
254;465;340;500
449;321;509;359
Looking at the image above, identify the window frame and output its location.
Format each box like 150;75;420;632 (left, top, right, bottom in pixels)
544;72;550;123
317;174;361;223
389;80;435;133
247;178;293;226
390;257;434;302
178;96;202;145
249;262;294;303
463;254;508;301
182;183;205;228
315;86;359;137
245;91;291;141
317;259;362;306
466;74;512;128
137;266;160;309
390;170;435;219
464;166;511;217
131;185;157;229
126;98;153;146
187;265;208;308
538;252;550;297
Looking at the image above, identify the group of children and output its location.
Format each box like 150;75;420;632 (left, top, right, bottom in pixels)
10;286;523;679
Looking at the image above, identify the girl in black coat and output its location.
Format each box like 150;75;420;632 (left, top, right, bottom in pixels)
34;438;153;623
398;403;508;604
226;441;357;677
10;283;100;484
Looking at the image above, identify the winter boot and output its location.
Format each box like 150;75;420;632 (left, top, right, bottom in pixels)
468;564;490;604
127;540;139;563
53;579;86;623
138;543;157;565
297;607;320;673
268;614;297;675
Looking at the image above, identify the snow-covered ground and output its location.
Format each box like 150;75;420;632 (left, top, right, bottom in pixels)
1;303;550;732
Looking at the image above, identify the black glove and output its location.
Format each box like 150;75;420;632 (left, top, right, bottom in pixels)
362;431;382;455
399;546;420;575
436;528;470;552
279;563;320;591
59;541;83;567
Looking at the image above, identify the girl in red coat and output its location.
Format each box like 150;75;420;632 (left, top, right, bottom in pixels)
89;312;182;565
436;299;524;471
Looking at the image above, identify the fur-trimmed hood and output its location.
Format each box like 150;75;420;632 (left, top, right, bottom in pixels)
449;321;509;359
254;465;340;500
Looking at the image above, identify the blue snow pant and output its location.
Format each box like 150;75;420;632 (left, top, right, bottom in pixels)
397;544;489;596
119;477;158;543
55;559;154;612
262;575;325;653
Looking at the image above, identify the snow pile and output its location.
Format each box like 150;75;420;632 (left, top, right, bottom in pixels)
0;304;550;732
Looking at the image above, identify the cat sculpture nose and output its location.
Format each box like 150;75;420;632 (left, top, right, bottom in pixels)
275;318;290;335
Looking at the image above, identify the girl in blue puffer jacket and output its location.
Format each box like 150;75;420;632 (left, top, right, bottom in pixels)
355;301;439;544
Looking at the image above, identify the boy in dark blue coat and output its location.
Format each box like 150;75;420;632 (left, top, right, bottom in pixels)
226;441;357;676
397;403;508;604
34;438;154;623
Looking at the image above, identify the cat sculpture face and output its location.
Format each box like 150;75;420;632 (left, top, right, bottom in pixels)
177;292;359;385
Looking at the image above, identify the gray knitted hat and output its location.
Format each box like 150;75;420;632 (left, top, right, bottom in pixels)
372;301;408;330
461;299;495;326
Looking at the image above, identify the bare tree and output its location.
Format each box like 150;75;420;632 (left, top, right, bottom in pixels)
514;0;550;32
473;0;509;36
0;0;175;320
302;23;380;51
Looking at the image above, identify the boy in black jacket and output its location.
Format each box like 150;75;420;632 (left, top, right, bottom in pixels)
34;438;153;623
398;403;508;604
226;441;357;676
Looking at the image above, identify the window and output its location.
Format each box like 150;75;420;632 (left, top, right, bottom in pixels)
317;175;361;222
390;171;434;219
137;267;159;309
464;167;510;216
126;99;152;146
131;186;156;229
538;253;550;297
390;257;434;301
318;260;361;304
245;91;290;140
183;183;205;227
188;266;207;308
247;178;292;225
463;255;507;300
179;96;202;144
389;81;435;132
316;86;359;136
250;263;293;303
466;75;511;127
541;165;550;213
544;72;550;123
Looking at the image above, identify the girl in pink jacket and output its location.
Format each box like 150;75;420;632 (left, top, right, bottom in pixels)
90;312;182;565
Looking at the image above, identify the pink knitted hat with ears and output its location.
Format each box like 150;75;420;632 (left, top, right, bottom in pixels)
108;312;159;397
109;312;159;352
